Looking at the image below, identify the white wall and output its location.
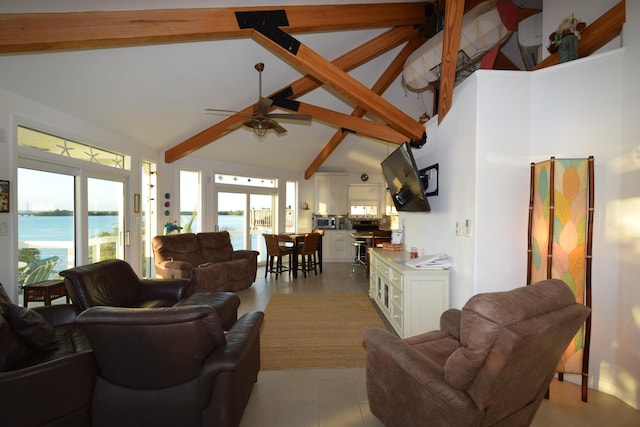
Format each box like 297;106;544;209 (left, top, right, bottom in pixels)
398;1;638;409
617;0;640;410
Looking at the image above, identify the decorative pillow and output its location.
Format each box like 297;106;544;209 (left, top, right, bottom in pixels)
0;314;31;371
7;304;59;351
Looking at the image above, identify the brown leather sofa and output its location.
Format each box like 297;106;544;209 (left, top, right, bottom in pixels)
77;304;264;427
61;259;240;330
1;284;95;427
363;279;591;427
152;232;259;292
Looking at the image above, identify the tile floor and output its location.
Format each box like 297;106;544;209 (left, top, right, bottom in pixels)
236;262;640;427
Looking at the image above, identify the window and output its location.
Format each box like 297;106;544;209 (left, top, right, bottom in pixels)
215;173;276;188
18;126;130;169
17;127;130;278
285;181;297;233
180;169;200;233
141;161;157;278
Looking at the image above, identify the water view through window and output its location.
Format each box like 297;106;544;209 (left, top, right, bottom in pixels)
18;168;123;284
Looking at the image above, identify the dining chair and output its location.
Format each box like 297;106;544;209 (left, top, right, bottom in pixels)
297;232;320;278
263;234;294;280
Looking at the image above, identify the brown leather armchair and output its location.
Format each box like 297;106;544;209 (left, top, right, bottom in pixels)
76;305;264;427
1;303;95;427
60;259;240;330
152;232;259;292
363;279;591;427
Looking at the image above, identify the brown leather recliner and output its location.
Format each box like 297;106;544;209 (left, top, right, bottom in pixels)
1;303;95;427
152;232;259;292
60;259;240;330
76;304;264;427
363;279;591;427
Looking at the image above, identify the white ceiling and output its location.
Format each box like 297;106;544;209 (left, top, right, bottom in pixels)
0;1;540;176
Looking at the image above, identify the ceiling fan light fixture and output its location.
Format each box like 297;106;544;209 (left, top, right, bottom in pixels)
252;117;268;138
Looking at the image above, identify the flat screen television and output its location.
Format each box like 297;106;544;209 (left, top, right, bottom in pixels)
381;142;431;212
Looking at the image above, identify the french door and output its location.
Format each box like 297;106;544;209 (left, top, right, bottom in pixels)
86;177;125;263
18;163;127;273
216;190;275;263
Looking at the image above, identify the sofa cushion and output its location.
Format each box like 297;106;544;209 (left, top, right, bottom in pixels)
6;304;58;351
197;232;234;262
0;314;30;371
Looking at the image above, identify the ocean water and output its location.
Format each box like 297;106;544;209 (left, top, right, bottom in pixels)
18;214;253;273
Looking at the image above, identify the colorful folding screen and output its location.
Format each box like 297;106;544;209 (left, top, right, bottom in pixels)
527;156;594;402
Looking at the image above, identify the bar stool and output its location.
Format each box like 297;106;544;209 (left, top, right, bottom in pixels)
263;234;294;280
352;239;367;276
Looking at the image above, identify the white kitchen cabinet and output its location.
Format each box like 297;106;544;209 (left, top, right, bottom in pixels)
315;173;347;215
322;230;352;262
369;248;449;338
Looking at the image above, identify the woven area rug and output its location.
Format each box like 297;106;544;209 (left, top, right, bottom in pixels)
260;293;388;370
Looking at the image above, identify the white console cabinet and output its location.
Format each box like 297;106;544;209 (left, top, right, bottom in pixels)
369;249;449;338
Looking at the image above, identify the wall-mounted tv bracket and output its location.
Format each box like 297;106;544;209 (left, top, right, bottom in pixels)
409;131;427;149
419;163;439;197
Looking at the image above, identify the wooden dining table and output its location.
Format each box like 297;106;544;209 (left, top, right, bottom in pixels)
278;232;323;279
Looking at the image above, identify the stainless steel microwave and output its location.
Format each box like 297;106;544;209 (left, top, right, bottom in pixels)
313;216;337;229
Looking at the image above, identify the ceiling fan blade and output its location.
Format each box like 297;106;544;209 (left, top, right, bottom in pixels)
205;108;252;116
269;120;288;135
256;96;273;115
267;113;312;122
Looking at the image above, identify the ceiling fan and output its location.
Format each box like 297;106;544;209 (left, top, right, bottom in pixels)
206;63;312;138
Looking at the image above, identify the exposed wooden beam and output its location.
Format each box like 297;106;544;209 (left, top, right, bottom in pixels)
533;0;625;71
165;26;419;163
305;36;427;179
296;104;408;144
0;3;428;54
252;30;425;140
437;0;465;124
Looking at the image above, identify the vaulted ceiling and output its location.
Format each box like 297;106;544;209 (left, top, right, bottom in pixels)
0;1;623;178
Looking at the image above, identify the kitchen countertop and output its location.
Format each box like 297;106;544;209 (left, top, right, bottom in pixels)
349;231;373;238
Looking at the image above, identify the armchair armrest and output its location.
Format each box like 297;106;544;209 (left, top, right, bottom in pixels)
363;328;474;412
0;350;95;427
139;279;192;302
198;311;264;401
156;260;194;280
32;304;80;327
232;250;260;261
